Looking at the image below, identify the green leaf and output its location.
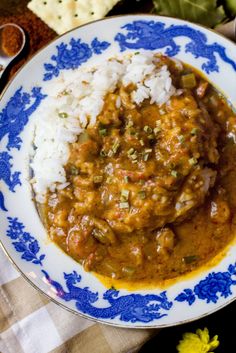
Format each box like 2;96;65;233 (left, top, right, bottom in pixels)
153;0;226;27
225;0;236;15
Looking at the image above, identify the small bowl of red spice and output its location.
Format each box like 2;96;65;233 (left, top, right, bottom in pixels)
0;23;25;58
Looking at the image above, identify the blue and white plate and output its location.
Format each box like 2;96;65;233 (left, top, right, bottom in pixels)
1;15;236;328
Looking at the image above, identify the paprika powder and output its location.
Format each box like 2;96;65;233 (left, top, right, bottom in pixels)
1;24;23;57
0;9;56;78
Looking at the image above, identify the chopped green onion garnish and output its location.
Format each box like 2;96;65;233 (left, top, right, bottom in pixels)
138;190;146;199
119;202;129;209
121;189;129;201
99;128;107;136
191;128;198;135
143;153;149;161
100;150;107;157
127;148;135;155
122;266;135;275
171;170;178;178
130;153;138;160
181;73;196;89
106;176;113;183
154;127;161;135
112;140;120;154
140;139;144;146
129;129;136;135
58;112;68;118
189;157;197;165
144;125;152;133
70;166;79;175
124;176;130;183
93;175;103;183
61;90;69;95
147;134;155;140
178;135;185;143
126;120;134;128
134;52;140;55
183;255;198;264
107;150;114;157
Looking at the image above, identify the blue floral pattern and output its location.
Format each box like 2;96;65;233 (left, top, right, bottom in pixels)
0;191;7;212
115;21;236;74
6;217;45;265
0;87;46;196
0;87;46;151
0;152;21;192
43;37;110;81
42;270;172;322
175;263;236;305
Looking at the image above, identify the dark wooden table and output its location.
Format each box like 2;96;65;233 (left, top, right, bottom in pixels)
0;1;235;351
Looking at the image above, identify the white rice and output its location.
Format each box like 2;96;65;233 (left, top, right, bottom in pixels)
31;52;179;203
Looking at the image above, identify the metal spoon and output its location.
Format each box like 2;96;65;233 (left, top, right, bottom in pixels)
0;23;26;79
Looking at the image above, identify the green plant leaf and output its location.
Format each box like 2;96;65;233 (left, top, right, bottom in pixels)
153;0;226;27
225;0;236;15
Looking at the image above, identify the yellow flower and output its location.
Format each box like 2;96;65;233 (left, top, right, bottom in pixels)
177;327;220;353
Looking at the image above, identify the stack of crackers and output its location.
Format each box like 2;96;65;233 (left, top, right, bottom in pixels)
27;0;120;34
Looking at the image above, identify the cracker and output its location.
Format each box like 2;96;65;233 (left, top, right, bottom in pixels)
27;0;120;35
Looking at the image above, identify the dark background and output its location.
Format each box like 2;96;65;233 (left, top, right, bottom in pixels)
1;1;236;351
140;300;236;351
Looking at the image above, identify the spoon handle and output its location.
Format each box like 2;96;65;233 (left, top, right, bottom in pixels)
0;23;26;83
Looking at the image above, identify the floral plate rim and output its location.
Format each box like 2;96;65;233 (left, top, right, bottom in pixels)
1;14;236;328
